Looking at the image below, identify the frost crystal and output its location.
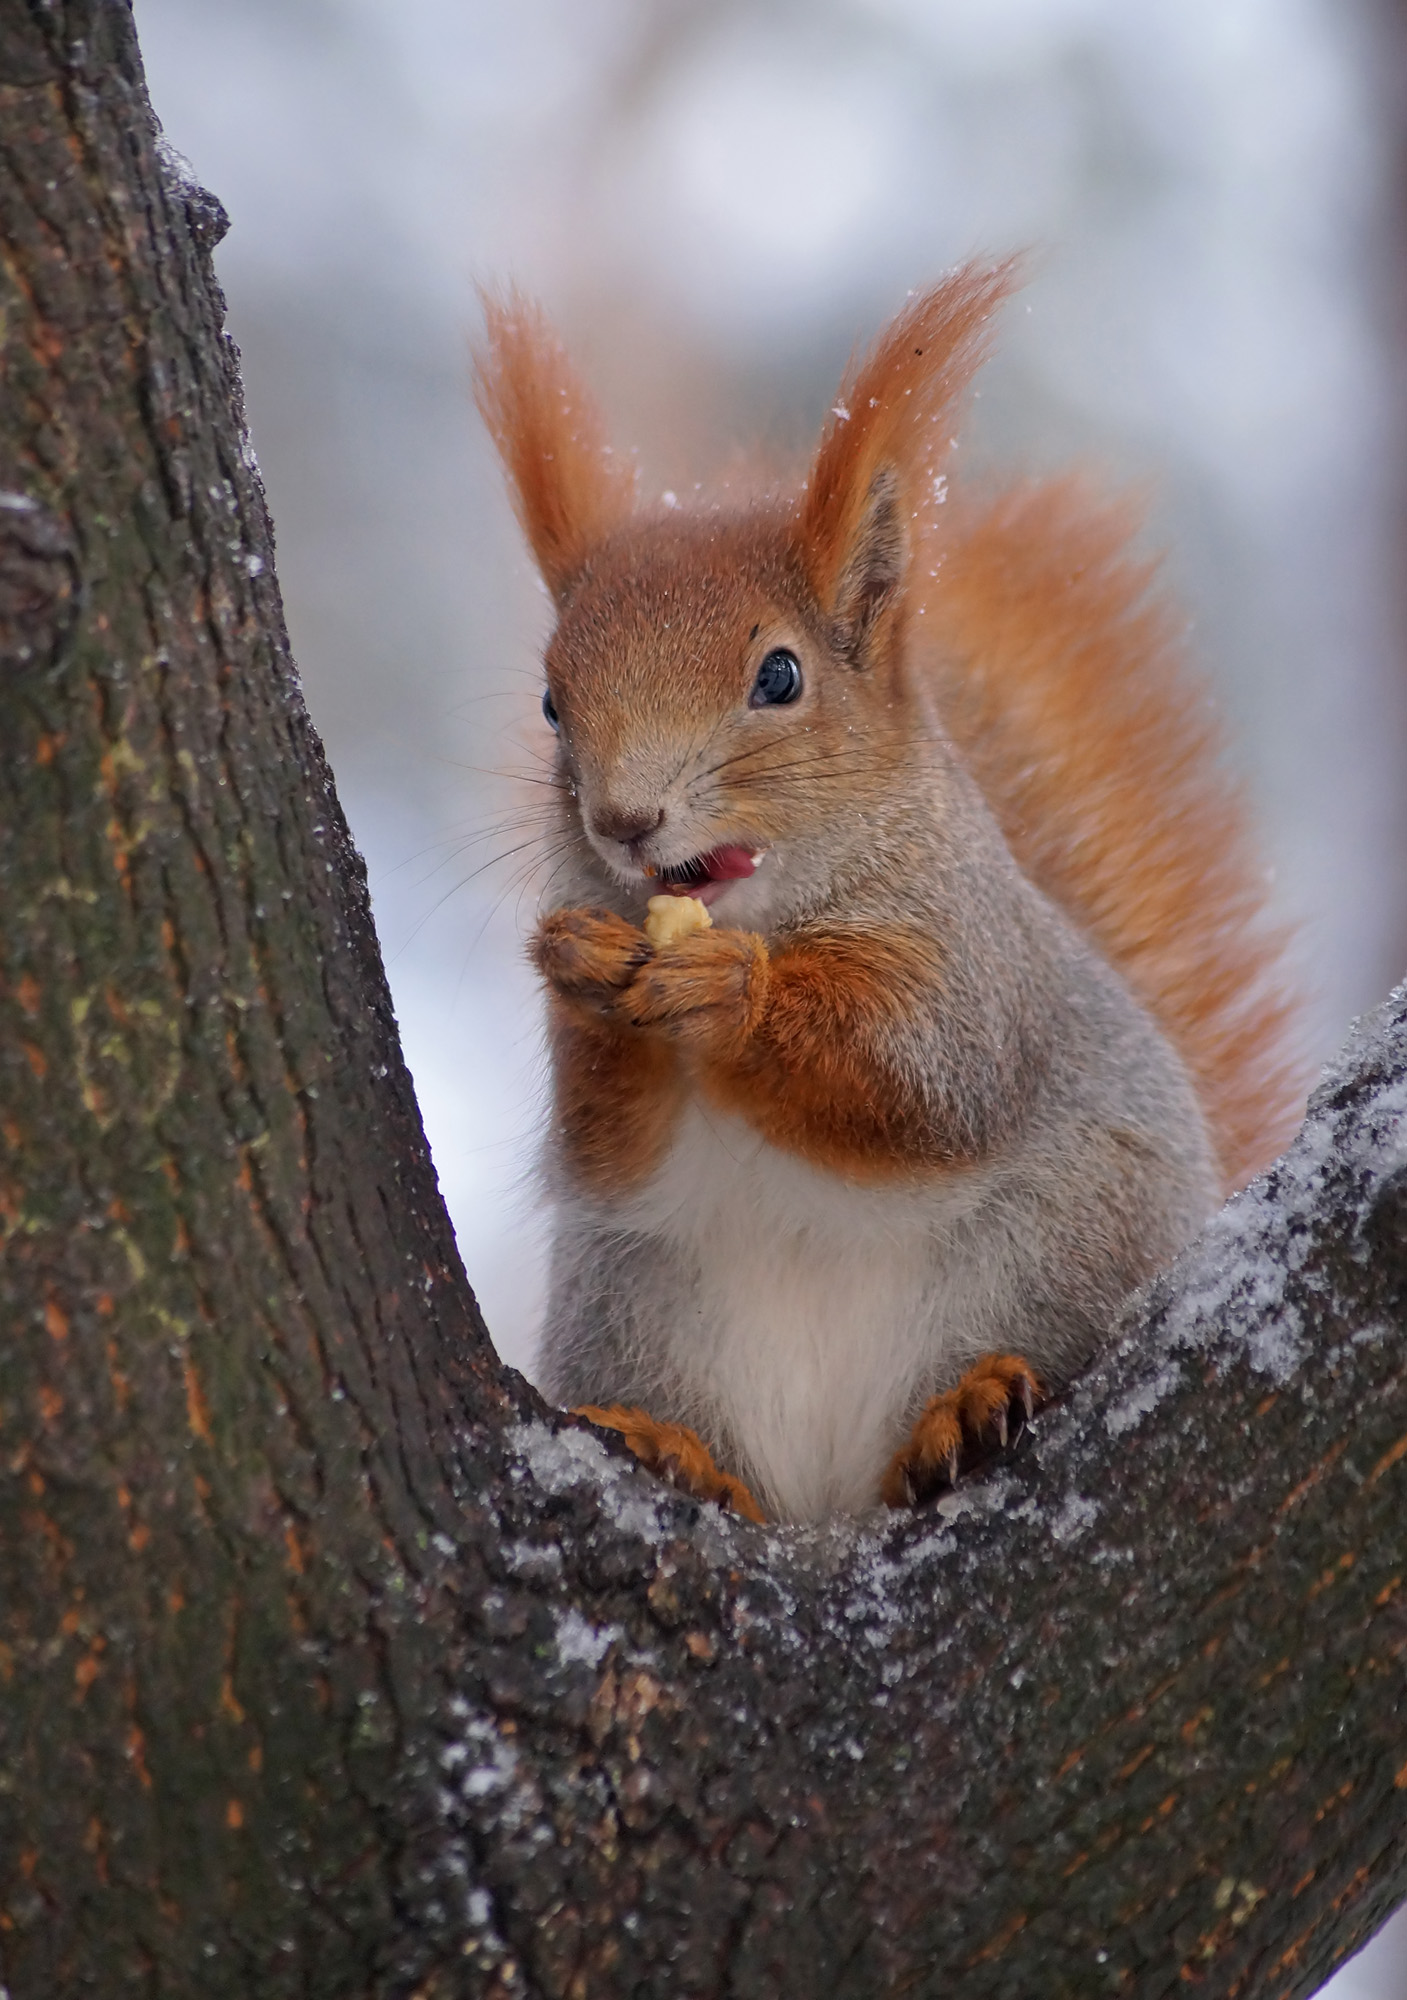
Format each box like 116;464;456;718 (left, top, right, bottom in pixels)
1050;1494;1098;1543
553;1606;620;1669
1106;1361;1182;1437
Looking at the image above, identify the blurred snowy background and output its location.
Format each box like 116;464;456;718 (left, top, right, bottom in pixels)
132;2;1407;1987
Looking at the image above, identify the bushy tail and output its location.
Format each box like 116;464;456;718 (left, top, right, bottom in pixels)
922;477;1304;1192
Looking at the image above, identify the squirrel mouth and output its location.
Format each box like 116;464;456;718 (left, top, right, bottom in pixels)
652;845;763;906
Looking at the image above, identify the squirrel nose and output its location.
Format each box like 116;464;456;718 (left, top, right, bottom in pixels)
591;803;663;847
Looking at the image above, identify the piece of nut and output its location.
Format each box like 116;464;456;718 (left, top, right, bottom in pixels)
644;894;713;947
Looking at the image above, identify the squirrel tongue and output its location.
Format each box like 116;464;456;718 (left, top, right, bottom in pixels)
656;844;763;900
700;845;759;881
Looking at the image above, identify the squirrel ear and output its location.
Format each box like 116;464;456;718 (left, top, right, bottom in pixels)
798;260;1018;649
473;289;635;602
826;463;907;659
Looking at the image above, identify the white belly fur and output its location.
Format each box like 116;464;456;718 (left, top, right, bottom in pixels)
608;1103;999;1520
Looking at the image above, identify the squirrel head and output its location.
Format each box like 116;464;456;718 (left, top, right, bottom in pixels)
474;264;1016;915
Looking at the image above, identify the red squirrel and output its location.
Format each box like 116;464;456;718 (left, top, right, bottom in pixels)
473;262;1301;1525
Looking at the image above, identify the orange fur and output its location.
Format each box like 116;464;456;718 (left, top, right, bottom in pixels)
486;272;1302;1199
482;264;1306;1516
800;261;1017;616
473;289;636;600
699;925;996;1179
533;905;651;1005
545;912;999;1184
789;266;1302;1189
921;480;1301;1190
573;1405;766;1523
544;1000;685;1197
619;925;769;1056
534;910;685;1193
880;1354;1041;1506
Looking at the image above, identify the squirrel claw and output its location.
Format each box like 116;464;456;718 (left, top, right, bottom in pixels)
881;1352;1042;1510
571;1403;766;1524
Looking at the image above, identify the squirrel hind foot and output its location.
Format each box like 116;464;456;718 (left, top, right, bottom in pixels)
881;1353;1040;1510
572;1403;767;1524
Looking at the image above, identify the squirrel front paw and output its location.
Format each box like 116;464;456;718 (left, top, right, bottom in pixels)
618;927;769;1055
532;908;767;1051
573;1404;766;1523
533;907;652;1016
882;1353;1041;1508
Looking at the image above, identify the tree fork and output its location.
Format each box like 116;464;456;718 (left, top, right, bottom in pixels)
1;5;1405;1996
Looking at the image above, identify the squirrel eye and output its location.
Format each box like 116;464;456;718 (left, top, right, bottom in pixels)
750;648;803;708
542;687;560;731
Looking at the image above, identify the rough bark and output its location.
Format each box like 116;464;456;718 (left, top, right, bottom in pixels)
1;6;1405;1997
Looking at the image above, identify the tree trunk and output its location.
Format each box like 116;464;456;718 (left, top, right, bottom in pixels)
1;6;1405;1996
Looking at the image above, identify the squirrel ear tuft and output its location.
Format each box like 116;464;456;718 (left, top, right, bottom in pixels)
798;260;1019;644
473;289;635;602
